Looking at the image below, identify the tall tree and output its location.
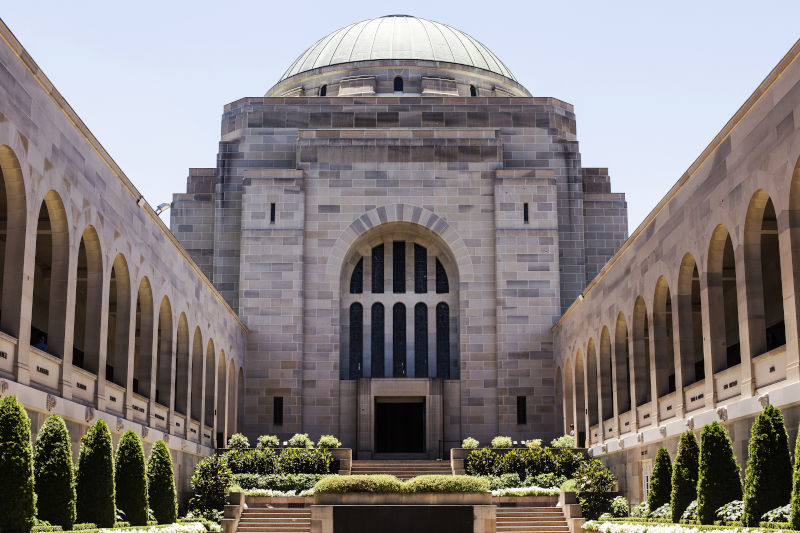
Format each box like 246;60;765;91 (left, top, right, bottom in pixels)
76;419;116;527
115;430;149;526
0;395;36;532
670;431;699;523
697;422;742;525
648;447;672;511
34;415;76;529
147;440;177;523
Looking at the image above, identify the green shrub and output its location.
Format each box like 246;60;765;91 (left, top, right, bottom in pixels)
647;447;672;511
650;503;671;519
232;473;326;492
491;436;512;448
76;419;115;527
762;504;791;523
630;502;649;517
792;422;800;530
551;435;576;448
225;448;276;475
404;475;489;493
492;486;560;497
114;430;148;526
189;454;232;516
31;524;63;533
483;473;521;490
287;433;313;448
525;439;542;449
671;431;700;523
682;500;698;521
72;522;97;530
314;475;404;493
461;437;479;449
34;414;75;529
0;395;36;532
532;473;567;489
610;496;629;517
697;422;742;525
147;440;177;524
743;405;792;526
716;500;744;523
496;448;528;478
554;448;582;478
226;433;250;450
561;478;577;492
316;435;342;449
574;457;616;520
256;435;280;450
275;448;332;474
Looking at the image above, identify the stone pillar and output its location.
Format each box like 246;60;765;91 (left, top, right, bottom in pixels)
627;326;639;433
124;281;137;420
357;378;372;457
698;273;716;409
734;244;755;397
647;306;660;424
609;339;622;437
778;218;800;381
94;267;110;411
670;289;687;415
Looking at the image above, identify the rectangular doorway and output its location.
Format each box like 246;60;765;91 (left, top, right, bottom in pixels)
374;397;425;454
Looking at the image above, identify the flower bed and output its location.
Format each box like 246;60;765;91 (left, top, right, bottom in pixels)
585;519;800;533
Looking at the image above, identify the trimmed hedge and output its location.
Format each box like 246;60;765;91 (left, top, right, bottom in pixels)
404;475;490;493
0;395;37;532
225;448;276;475
670;430;699;523
792;422;800;530
147;440;177;524
76;419;115;527
34;414;76;530
274;448;332;474
648;447;672;511
313;474;490;494
464;446;582;480
697;421;742;525
742;405;792;526
314;475;404;494
114;430;148;526
232;473;326;492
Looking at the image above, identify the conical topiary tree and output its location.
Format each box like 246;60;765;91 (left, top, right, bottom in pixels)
34;414;76;529
76;419;116;527
648;447;672;511
115;430;148;526
697;421;742;525
742;405;792;526
0;395;36;532
147;440;177;524
790;424;800;530
670;431;699;523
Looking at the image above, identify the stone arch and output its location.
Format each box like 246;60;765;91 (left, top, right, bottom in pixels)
73;226;104;375
586;338;599;428
107;253;131;387
563;358;574;435
574;350;586;446
632;296;652;406
614;312;631;414
653;276;677;397
174;312;190;415
133;276;154;398
204;338;215;428
744;190;786;357
789;156;800;348
216;349;227;448
191;326;203;421
155;295;173;407
707;225;741;372
30;190;70;359
677;253;704;385
599;326;613;421
0;145;28;337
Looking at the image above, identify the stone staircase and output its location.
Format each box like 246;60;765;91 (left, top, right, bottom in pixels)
236;507;311;533
350;459;452;480
495;506;571;533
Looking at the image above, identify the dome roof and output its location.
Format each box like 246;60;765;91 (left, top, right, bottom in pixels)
279;15;516;82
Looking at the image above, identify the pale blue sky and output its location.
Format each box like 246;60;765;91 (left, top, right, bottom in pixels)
3;1;800;231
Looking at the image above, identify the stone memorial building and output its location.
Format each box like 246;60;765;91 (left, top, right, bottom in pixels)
171;15;628;457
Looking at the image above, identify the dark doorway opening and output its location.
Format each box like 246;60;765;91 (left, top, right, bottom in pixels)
375;398;425;454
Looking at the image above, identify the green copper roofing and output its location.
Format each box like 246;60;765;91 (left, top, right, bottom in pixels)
279;15;516;82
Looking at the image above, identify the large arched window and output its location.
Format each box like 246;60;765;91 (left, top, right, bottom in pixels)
341;225;459;380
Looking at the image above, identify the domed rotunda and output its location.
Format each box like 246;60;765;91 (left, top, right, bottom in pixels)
172;15;627;456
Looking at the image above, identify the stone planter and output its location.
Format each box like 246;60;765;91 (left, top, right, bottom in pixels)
329;447;352;474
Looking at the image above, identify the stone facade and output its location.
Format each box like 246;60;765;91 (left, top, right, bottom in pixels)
171;16;627;456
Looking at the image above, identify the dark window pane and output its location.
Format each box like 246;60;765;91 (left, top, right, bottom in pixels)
372;244;384;293
470;85;477;96
270;203;276;223
350;258;363;294
371;304;385;377
414;244;427;293
319;85;327;96
393;241;405;293
273;397;283;426
436;303;450;378
523;203;529;223
414;303;428;377
394;76;403;92
517;396;527;424
436;259;449;294
349;303;363;379
393;303;406;377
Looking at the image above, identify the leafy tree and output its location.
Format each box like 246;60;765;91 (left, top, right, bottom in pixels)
189;453;232;516
648;447;672;511
226;433;249;450
114;430;148;526
574;457;616;519
34;414;76;529
76;419;116;527
670;431;699;523
742;405;792;526
790;424;800;530
0;395;36;532
697;422;742;525
147;440;177;524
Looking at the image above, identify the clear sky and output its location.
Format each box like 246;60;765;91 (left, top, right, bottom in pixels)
3;1;800;232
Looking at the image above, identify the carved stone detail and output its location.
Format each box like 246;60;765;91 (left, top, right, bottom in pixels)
686;416;694;430
141;426;149;439
85;406;95;422
758;394;770;407
0;379;8;396
46;394;57;412
116;417;124;432
659;425;667;437
716;407;728;421
636;432;644;443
